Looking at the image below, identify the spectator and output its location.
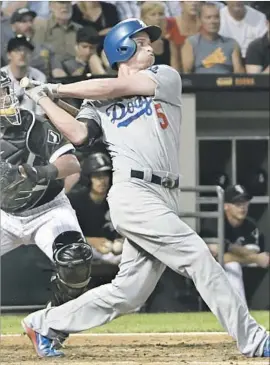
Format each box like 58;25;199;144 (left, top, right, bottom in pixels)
140;2;174;67
54;26;105;77
1;35;46;115
166;1;201;71
1;5;14;60
200;184;269;305
181;3;244;74
68;152;123;266
246;10;270;74
219;1;267;59
1;1;50;19
2;7;62;78
104;1;140;21
72;1;119;36
33;1;81;63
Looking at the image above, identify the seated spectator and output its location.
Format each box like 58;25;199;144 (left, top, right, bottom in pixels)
1;35;46;115
33;1;82;63
108;1;140;20
200;185;270;305
181;3;244;74
72;1;119;36
1;1;50;19
1;6;14;62
166;1;201;71
219;1;267;59
246;10;270;74
68;152;123;266
53;26;106;77
2;8;62;78
140;2;173;67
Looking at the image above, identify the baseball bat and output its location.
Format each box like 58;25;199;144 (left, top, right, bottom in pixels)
20;77;79;117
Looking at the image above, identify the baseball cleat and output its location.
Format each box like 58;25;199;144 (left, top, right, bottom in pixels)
263;337;270;357
22;320;64;358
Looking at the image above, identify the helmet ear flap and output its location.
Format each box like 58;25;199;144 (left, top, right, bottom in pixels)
112;38;137;70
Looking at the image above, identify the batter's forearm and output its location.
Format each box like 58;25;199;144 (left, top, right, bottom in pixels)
39;97;88;145
58;79;118;100
56;74;156;100
53;154;81;180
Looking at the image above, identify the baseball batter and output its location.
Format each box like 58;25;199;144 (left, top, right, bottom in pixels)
22;19;269;358
0;70;93;355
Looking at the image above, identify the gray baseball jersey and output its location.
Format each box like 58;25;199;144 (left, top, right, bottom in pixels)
76;65;182;174
24;65;269;358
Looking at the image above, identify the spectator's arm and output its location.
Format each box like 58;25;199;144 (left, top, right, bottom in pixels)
246;64;263;74
245;39;269;74
181;39;194;73
228;244;269;267
88;54;106;75
232;43;245;73
169;41;181;71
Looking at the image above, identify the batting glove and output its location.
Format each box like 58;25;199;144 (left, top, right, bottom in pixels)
43;83;62;99
25;86;48;105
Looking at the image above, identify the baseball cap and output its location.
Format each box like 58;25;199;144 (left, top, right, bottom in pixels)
10;7;37;24
7;35;35;52
224;184;252;204
76;26;101;45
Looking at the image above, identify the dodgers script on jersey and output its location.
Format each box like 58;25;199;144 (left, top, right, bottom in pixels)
77;65;182;174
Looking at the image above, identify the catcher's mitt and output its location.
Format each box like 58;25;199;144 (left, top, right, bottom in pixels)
0;161;36;213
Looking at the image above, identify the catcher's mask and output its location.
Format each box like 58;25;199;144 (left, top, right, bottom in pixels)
0;70;21;127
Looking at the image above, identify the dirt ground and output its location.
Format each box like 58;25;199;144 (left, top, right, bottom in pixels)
0;333;268;365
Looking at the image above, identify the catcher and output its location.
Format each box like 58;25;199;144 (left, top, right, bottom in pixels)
0;70;92;356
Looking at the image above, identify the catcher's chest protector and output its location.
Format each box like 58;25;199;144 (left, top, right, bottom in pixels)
0;109;61;213
1;109;34;164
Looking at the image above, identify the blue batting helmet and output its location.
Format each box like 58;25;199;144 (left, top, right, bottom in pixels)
104;18;161;70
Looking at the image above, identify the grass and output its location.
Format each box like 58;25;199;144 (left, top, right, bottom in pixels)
1;311;269;334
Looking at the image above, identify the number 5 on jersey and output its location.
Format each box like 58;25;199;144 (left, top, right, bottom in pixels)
154;103;169;130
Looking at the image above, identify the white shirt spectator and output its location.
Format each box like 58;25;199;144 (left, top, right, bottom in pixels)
219;5;267;57
1;65;46;115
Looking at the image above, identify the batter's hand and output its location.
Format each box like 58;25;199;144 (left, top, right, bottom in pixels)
43;83;62;99
25;85;48;105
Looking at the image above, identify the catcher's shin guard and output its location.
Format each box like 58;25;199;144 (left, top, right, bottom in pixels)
50;231;93;306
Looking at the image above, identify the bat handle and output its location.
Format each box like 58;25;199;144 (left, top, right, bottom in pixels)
20;77;43;88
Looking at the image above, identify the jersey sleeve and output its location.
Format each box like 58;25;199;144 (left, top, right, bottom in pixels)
28;116;75;163
76;99;102;126
75;100;103;155
140;64;182;106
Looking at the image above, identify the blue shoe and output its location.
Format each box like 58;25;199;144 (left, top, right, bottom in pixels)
263;337;270;357
22;320;64;358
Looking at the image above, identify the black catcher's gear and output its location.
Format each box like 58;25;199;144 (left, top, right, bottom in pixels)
0;108;74;213
0;70;22;127
0;160;37;212
50;231;93;306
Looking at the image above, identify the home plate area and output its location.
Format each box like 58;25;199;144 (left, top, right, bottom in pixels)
1;333;268;364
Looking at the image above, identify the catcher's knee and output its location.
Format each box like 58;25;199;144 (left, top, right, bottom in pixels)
50;231;93;306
